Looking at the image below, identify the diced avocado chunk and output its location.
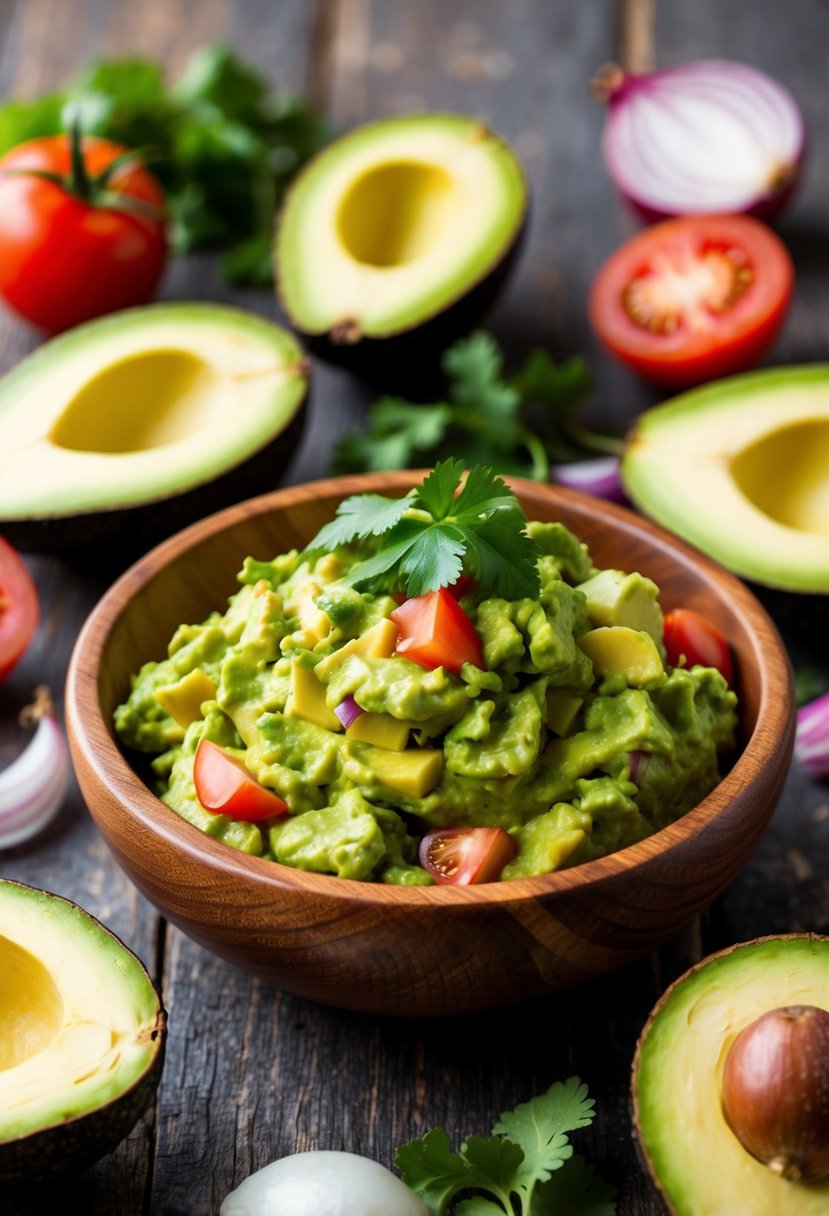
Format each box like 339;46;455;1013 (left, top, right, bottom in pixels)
314;617;398;680
365;747;443;797
347;712;410;751
287;582;331;642
545;689;583;736
502;803;593;878
268;789;385;879
577;626;665;687
285;660;341;731
577;569;664;645
153;668;217;728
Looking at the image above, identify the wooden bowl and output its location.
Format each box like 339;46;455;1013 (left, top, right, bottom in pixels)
66;474;794;1017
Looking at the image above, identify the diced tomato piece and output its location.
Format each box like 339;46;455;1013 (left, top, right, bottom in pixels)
193;739;289;822
0;535;39;681
419;826;516;885
663;608;734;685
390;588;484;673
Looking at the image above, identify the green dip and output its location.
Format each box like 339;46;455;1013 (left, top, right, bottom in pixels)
114;519;737;884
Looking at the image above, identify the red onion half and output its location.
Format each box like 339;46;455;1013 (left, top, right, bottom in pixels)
597;60;805;222
795;691;829;779
551;456;626;503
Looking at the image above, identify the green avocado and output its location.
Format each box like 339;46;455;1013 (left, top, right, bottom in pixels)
622;365;829;593
275;114;527;374
0;303;308;552
0;880;166;1183
633;935;829;1216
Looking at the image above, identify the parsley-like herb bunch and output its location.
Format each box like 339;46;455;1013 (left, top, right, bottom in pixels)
395;1076;616;1215
305;460;542;600
333;332;621;480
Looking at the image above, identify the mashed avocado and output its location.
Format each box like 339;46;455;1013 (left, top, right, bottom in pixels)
114;518;737;884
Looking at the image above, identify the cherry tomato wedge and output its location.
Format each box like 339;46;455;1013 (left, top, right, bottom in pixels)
0;536;39;680
390;588;484;673
193;739;289;822
663;609;733;685
589;214;793;387
419;826;516;885
0;134;167;334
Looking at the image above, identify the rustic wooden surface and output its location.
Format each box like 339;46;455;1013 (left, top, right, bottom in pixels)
1;1;827;1213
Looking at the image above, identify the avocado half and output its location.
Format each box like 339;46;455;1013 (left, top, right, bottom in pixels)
275;114;528;374
622;365;829;593
0;880;165;1183
632;935;829;1216
0;303;309;553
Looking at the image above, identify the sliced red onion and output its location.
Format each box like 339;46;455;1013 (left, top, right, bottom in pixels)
551;456;626;503
628;750;652;789
334;695;365;731
597;60;804;222
0;687;70;849
795;692;829;779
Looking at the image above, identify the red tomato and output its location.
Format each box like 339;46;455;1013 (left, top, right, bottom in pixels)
0;536;39;680
663;609;733;685
0;134;167;333
390;588;484;673
419;827;516;885
193;739;289;823
589;215;793;387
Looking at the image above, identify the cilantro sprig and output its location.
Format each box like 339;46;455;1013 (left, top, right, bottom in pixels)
305;460;542;600
333;333;621;480
395;1077;616;1215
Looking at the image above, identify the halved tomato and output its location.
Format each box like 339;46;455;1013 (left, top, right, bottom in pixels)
663;609;733;685
418;826;516;885
589;214;793;387
193;739;289;822
390;588;484;673
0;536;39;680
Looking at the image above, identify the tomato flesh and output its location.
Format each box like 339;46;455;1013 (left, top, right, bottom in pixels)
390;588;484;673
0;135;167;333
663;609;733;685
589;214;793;387
194;739;289;822
419;826;516;885
0;536;39;681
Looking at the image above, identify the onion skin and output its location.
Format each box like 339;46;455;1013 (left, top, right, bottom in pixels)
597;60;805;224
721;1004;829;1182
0;688;69;849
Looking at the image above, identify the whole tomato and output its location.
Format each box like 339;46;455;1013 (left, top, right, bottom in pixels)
0;130;167;333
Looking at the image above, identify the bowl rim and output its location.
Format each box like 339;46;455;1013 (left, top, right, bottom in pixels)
67;471;795;908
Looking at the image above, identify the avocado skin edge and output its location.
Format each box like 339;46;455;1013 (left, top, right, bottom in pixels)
1;392;308;558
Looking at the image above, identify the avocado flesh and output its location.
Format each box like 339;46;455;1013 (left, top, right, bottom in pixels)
0;881;165;1181
277;114;526;344
634;936;829;1216
622;366;829;593
0;302;307;537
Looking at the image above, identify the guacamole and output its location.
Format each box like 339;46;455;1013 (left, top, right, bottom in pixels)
114;519;738;884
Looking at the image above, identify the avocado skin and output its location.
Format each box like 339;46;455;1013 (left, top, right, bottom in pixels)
0;1010;166;1185
294;215;527;391
1;393;308;557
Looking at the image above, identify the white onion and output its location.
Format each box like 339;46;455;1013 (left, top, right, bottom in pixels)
597;59;805;221
219;1150;429;1216
0;687;70;849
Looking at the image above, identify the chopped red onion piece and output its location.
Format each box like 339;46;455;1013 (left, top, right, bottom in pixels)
795;692;829;779
551;457;626;503
334;695;365;731
597;59;805;222
628;750;652;789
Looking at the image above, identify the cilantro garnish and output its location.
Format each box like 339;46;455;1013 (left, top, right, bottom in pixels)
305;460;542;600
395;1077;616;1215
333;332;621;480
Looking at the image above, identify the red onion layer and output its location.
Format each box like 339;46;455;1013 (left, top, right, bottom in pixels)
795;692;829;779
599;59;804;222
334;695;365;731
551;457;626;503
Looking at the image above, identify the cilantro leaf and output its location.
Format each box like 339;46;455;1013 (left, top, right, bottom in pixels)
456;1200;511;1216
395;1127;478;1214
306;492;413;552
461;1134;525;1196
493;1077;595;1203
400;527;466;597
333;398;452;474
530;1156;617;1216
453;464;522;521
458;513;541;601
416;458;466;520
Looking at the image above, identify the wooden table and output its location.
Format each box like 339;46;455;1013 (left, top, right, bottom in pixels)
2;2;828;1212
